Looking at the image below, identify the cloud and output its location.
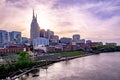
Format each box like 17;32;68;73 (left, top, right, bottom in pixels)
5;0;30;9
0;0;120;44
87;1;120;19
51;0;120;44
52;0;120;19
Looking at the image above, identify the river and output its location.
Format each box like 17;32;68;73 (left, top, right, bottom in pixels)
18;52;120;80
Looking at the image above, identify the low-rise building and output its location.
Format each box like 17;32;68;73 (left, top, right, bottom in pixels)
21;37;30;44
47;46;55;53
87;42;103;47
33;37;49;49
106;43;117;46
63;44;72;51
86;40;92;44
0;47;29;53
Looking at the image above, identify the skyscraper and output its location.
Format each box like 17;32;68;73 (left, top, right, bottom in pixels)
9;31;21;43
45;29;54;39
73;34;80;42
30;9;40;42
0;30;8;43
40;29;45;37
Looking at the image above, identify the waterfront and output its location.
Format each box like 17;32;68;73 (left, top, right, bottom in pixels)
18;52;120;80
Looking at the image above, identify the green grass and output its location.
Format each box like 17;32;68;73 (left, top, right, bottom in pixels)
61;51;84;57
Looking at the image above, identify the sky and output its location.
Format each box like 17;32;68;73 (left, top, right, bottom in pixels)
0;0;120;44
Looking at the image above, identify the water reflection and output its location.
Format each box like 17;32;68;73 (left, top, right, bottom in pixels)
20;52;120;80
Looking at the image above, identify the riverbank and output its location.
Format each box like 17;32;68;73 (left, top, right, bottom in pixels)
5;52;96;80
2;51;95;79
25;52;120;80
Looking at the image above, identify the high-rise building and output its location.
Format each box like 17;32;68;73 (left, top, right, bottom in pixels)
50;35;59;45
49;31;54;38
0;30;9;43
30;9;40;42
73;34;80;42
40;29;45;37
9;31;21;43
45;29;54;39
60;37;72;45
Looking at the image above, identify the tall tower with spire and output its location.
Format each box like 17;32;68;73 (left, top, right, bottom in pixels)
30;9;40;42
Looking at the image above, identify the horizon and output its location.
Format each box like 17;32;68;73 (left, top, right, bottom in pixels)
0;0;120;45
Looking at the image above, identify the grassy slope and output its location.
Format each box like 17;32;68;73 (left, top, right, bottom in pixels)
61;51;84;57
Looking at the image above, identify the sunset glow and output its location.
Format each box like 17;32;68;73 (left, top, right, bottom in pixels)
0;0;120;44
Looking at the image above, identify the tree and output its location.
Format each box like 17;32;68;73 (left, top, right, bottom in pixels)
16;51;32;68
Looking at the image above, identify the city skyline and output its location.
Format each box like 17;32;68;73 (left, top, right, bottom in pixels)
0;0;120;44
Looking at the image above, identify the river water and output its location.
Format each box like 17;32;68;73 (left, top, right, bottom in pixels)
19;52;120;80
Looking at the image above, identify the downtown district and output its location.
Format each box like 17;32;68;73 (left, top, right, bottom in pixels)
0;10;117;54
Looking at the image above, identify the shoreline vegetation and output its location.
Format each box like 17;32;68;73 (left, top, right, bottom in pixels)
0;45;120;79
0;51;94;79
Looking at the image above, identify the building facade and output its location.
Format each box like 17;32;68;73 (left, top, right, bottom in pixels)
30;10;40;42
50;35;59;45
21;37;30;44
45;29;54;39
33;37;49;49
9;31;21;43
60;37;72;45
106;43;117;46
0;30;9;43
73;34;80;42
40;29;46;37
